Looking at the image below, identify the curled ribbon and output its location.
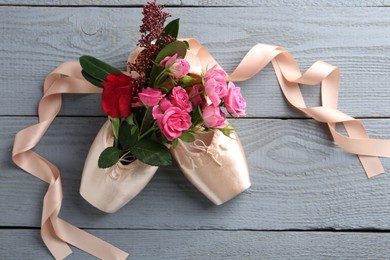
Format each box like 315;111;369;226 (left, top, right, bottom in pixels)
12;39;387;258
186;39;386;178
12;62;129;259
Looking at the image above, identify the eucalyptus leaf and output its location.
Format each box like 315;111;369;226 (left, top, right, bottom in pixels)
130;139;172;166
98;147;123;168
81;70;104;88
179;132;195;142
149;41;187;87
161;18;180;39
79;55;122;82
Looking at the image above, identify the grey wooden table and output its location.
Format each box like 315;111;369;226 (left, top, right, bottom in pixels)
2;0;390;259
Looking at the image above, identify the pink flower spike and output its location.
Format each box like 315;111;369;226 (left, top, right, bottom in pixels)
224;82;247;117
138;87;165;107
202;105;227;129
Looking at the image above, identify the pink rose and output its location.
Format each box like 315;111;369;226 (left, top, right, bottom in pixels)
160;54;190;79
224;82;246;117
160;54;178;67
204;65;227;83
188;84;206;107
156;107;192;141
152;105;163;122
138;87;165;107
202;105;227;129
204;65;228;106
170;86;192;112
159;97;173;111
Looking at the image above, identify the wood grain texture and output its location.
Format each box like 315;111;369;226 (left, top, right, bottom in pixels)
0;0;181;5
0;0;387;7
1;229;390;259
3;117;390;229
1;7;390;117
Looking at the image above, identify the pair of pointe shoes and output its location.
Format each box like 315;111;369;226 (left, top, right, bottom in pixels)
80;121;251;213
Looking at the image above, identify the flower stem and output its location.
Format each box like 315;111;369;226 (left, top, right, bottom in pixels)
154;69;169;88
139;106;150;139
139;121;157;139
189;90;205;99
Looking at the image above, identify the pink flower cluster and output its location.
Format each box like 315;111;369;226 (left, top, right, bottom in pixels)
137;54;247;142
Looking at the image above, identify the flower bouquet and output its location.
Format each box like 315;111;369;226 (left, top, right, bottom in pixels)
12;0;390;258
79;1;250;212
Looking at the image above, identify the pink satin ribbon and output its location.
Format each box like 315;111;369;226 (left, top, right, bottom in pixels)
12;40;386;258
186;39;385;178
12;62;129;259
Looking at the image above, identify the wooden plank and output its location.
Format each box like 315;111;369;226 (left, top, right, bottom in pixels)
1;7;390;117
182;0;388;7
1;229;390;259
0;0;181;5
3;117;390;229
0;0;387;7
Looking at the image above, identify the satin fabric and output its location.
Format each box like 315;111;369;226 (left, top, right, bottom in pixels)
12;38;389;258
185;39;385;178
170;130;251;205
12;62;128;259
80;121;158;213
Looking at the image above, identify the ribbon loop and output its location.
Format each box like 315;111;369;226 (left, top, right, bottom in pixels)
13;39;389;258
193;139;222;167
12;63;128;259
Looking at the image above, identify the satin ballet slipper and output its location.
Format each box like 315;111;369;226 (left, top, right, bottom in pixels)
80;121;158;213
170;130;251;205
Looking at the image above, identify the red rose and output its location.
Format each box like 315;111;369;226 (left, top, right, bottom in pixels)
101;73;132;118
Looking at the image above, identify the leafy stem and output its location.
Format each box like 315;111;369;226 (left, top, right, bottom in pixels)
154;68;169;88
139;121;158;140
139;106;150;139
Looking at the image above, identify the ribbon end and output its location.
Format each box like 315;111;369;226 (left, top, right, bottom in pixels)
358;155;385;178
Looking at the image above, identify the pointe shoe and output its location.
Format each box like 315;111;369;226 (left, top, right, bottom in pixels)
80;121;158;213
170;130;251;205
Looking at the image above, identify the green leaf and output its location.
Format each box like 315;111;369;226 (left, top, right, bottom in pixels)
161;18;180;39
179;132;195;142
130;139;172;166
119;121;138;150
130;125;138;135
172;138;179;149
149;41;187;87
183;40;190;49
181;75;194;85
81;70;104;88
125;113;135;126
111;117;120;147
79;55;122;82
219;124;236;139
98;147;123;168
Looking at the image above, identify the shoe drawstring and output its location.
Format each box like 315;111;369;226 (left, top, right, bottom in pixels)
193;139;222;167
